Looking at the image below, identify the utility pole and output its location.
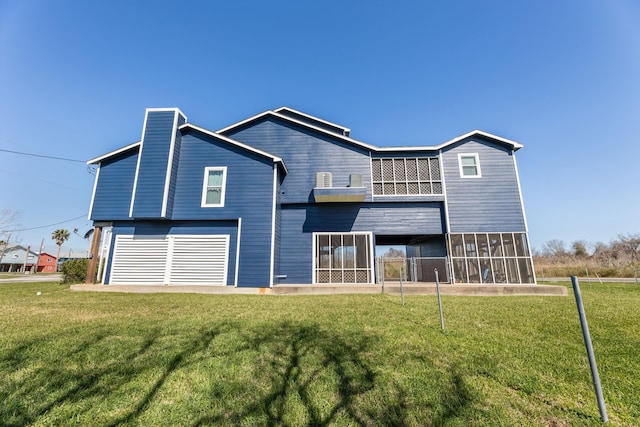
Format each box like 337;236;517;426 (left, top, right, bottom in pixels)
0;233;11;271
33;238;45;275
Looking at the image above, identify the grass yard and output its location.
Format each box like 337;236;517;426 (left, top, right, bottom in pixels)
1;282;638;426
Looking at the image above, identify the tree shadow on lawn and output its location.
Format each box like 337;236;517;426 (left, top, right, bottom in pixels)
193;321;478;426
0;325;223;426
1;321;478;426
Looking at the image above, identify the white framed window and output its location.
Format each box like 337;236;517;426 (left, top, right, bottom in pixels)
458;153;481;178
201;167;227;207
313;232;374;284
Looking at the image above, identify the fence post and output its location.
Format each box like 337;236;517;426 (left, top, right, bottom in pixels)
635;268;638;285
435;268;445;331
571;276;608;422
400;264;405;306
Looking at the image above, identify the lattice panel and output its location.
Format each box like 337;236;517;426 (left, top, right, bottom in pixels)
356;270;369;283
420;182;432;194
418;159;430;181
393;159;406;181
331;271;343;283
408;182;419;194
396;182;407;194
343;270;355;283
317;270;330;283
372;159;382;181
432;182;442;194
406;159;418;180
429;158;441;180
373;183;383;195
381;159;394;181
383;183;394;195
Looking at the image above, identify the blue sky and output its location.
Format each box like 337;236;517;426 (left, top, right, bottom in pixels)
1;0;638;256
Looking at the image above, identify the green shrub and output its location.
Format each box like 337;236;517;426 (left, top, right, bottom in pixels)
59;258;89;284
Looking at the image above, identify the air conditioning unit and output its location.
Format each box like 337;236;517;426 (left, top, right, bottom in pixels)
349;174;363;188
315;172;332;188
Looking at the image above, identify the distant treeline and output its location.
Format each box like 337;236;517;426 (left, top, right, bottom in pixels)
534;233;639;278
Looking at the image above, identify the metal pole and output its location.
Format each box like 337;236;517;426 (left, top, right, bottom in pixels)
435;268;444;331
571;276;608;422
400;264;404;306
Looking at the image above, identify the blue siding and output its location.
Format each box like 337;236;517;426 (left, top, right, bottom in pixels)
164;113;186;218
131;110;176;218
278;202;445;283
105;220;238;285
442;137;526;232
90;149;138;220
170;130;276;287
224;118;373;204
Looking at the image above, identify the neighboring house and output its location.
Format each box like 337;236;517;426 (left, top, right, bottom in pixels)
37;252;57;273
87;107;535;287
0;246;39;273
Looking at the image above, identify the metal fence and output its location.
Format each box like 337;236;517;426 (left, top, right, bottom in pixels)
376;257;450;283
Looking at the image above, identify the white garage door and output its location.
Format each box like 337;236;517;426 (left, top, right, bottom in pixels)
110;235;229;285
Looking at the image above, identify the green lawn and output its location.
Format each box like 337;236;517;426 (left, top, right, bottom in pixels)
1;282;638;426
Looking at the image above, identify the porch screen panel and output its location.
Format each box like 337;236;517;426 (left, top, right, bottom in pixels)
315;232;372;284
448;232;535;284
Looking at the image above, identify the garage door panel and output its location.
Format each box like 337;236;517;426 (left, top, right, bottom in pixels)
109;234;229;286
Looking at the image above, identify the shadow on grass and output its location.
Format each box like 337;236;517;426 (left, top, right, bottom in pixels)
1;320;477;426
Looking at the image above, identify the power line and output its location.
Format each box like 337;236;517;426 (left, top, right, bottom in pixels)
4;214;88;232
0;148;85;163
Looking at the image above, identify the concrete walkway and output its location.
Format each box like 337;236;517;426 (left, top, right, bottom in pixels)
0;273;61;283
70;282;568;296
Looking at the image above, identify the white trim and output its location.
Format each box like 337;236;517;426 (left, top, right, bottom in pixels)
145;107;187;121
179;123;288;174
375;130;524;152
87;165;100;220
129;110;150;217
457;153;482;178
216;110;379;151
201;166;227;207
234;217;242;287
161;111;180;218
269;164;277;287
273;106;351;136
87;141;141;165
312;231;374;284
512;153;536;283
439;149;451;233
369;151;375;201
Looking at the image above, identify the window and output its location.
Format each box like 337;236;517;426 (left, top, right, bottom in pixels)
448;232;534;284
314;232;373;283
371;157;442;196
201;167;227;207
458;154;481;178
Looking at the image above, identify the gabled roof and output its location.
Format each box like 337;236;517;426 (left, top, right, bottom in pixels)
88;108;523;167
217;108;523;152
179;123;288;174
87;141;141;165
216;108;379;151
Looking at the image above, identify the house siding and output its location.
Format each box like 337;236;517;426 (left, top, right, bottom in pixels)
277;202;445;283
90;149;138;220
224;118;373;204
131;110;178;218
170;131;276;287
442;138;526;232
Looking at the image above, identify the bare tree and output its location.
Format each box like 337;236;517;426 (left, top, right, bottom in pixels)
0;209;21;242
541;239;568;258
617;233;640;263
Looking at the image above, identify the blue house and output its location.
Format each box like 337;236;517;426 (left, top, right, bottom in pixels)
87;107;535;287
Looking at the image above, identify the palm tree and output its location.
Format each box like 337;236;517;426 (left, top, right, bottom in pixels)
51;229;70;272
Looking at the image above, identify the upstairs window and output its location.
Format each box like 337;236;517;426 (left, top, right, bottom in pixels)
201;167;227;207
371;157;442;196
458;154;481;178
